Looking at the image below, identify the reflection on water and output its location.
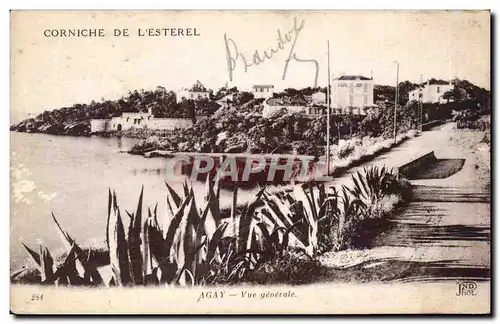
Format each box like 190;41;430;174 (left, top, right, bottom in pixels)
116;136;123;150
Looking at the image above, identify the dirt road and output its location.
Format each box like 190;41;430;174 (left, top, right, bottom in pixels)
319;123;491;283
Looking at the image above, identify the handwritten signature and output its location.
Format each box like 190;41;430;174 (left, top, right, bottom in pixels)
224;17;319;87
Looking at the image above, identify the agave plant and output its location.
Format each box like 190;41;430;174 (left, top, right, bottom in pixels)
19;213;104;286
329;186;365;251
19;167;406;287
255;182;339;257
347;166;397;218
105;176;234;287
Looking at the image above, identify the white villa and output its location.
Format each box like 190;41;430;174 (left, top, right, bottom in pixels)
408;81;454;104
252;85;274;99
330;75;374;115
176;81;211;103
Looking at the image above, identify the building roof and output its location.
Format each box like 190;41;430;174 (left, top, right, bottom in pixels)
333;75;372;81
252;84;274;89
187;80;210;92
266;96;307;106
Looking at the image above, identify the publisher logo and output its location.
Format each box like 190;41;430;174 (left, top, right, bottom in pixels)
456;281;477;296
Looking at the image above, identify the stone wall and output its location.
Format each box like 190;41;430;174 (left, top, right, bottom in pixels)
90;119;109;133
144;118;192;130
90;117;192;133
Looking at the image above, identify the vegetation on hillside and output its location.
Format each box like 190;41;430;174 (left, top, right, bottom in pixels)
10;78;489;137
129;99;419;157
9;87;217;135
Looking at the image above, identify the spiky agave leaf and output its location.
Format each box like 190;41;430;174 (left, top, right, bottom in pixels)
80;250;104;286
340;185;364;221
164;181;182;209
107;191;132;286
262;191;307;249
51;213;86;276
177;192;199;277
213;175;221;201
162;192;193;265
51;213;74;250
317;182;327;213
21;242;41;270
142;211;157;276
128;187;144;285
237;186;266;254
10;267;27;281
39;245;55;284
143;215;178;285
193;194;212;284
182;178;190;200
205;222;229;271
177;268;195;286
230;187;238;237
255;222;271;247
301;183;319;255
246;226;260;269
53;244;83;286
107;188;112;250
203;174;222;233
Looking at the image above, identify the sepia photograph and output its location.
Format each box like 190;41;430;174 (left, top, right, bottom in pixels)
9;10;491;314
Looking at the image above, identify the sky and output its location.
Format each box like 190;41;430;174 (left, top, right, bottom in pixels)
10;10;490;123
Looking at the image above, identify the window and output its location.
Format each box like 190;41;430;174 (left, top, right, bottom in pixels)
437;86;440;93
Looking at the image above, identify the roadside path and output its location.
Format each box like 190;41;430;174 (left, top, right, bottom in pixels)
319;123;491;283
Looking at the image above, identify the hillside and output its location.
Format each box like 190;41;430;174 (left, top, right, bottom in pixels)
10;79;489;137
10;87;205;135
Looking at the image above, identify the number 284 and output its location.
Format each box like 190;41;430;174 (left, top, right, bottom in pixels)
31;294;43;301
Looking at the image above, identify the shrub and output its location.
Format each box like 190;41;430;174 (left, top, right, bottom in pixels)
320;166;410;252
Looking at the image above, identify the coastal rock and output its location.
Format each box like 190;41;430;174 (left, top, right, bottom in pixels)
144;150;174;158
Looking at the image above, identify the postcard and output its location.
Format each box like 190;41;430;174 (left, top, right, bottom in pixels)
10;10;491;315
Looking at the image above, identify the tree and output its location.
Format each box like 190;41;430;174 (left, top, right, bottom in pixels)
179;99;196;123
397;81;419;105
235;91;254;105
284;88;299;97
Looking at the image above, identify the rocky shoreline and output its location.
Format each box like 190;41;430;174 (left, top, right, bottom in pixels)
10;120;91;136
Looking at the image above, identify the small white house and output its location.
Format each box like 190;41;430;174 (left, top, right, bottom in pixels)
252;85;274;99
408;81;454;104
176;81;211;103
